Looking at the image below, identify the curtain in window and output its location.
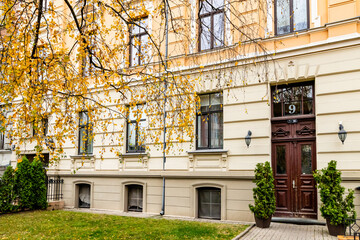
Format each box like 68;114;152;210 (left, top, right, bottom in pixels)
128;186;143;212
79;184;90;208
197;115;209;148
210;112;223;148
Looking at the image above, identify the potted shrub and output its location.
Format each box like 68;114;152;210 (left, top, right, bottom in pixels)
313;160;356;236
249;161;276;228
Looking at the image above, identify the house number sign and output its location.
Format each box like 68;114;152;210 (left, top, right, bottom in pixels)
289;104;296;114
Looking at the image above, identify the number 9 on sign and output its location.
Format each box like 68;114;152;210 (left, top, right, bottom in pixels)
289;104;296;114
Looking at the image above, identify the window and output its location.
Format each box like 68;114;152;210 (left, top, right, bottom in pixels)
129;18;148;66
77;184;91;208
127;105;146;153
272;82;314;117
78;111;93;154
36;47;48;82
0;124;10;150
199;0;224;51
0;108;10;150
197;93;223;149
198;187;221;220
127;185;143;212
275;0;309;35
43;0;49;11
0;126;4;150
32;118;48;137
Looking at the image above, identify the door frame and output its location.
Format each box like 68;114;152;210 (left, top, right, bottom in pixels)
270;81;317;219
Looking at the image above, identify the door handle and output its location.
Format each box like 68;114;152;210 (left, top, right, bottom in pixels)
292;180;296;189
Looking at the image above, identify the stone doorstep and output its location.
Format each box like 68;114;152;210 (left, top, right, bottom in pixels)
47;201;65;211
338;236;359;240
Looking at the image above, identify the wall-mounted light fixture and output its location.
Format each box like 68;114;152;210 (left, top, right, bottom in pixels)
245;130;252;148
338;122;347;145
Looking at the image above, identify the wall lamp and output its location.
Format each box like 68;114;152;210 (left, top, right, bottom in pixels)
338;122;347;145
245;130;252;148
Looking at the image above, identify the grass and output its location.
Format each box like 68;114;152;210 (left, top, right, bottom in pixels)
0;210;248;239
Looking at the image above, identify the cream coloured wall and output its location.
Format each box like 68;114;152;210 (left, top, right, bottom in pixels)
15;0;360;222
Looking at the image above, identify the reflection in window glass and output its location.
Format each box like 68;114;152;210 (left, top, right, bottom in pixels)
276;145;286;174
293;0;308;31
301;144;312;174
200;16;211;50
213;13;224;48
276;0;290;35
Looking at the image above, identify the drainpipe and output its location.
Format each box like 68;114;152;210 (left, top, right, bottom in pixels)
160;0;169;216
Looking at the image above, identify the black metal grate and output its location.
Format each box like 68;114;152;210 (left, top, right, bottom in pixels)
47;177;64;202
347;218;360;239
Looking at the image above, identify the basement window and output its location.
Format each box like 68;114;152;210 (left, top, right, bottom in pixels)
127;185;143;212
198;187;221;220
78;184;91;208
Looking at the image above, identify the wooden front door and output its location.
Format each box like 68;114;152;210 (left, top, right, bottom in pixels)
272;137;317;219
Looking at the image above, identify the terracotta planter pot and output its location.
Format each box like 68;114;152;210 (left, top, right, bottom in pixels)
254;215;272;228
326;219;346;236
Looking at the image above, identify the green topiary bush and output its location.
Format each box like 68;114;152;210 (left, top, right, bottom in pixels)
0;155;48;213
0;166;17;213
313;160;356;226
15;156;34;210
30;157;47;210
249;161;276;219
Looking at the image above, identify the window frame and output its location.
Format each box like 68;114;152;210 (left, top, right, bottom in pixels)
271;81;315;119
0;108;10;151
127;184;143;212
196;92;223;150
0;127;4;150
129;17;148;67
198;187;221;220
126;105;146;153
198;0;225;51
32;117;49;137
78;111;93;155
274;0;310;36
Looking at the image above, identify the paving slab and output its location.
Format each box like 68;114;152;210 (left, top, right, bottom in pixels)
239;222;337;240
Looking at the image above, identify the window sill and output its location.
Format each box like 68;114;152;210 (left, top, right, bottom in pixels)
271;28;310;40
187;149;228;155
70;155;94;159
0;150;11;154
198;45;225;54
121;152;148;158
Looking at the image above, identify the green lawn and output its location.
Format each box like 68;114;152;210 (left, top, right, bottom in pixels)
0;210;248;239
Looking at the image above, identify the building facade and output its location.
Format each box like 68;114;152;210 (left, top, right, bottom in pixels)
5;0;360;222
